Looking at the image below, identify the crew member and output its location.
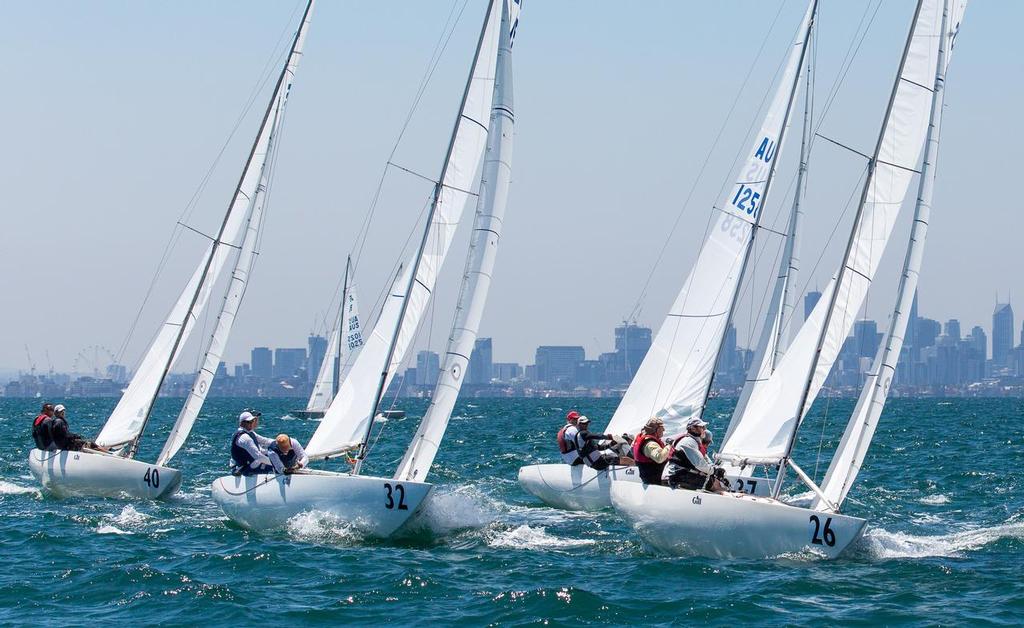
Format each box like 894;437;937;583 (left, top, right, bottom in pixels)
666;417;726;493
574;416;634;470
268;433;308;474
557;410;583;465
631;417;672;484
32;402;56;451
50;404;100;451
231;410;275;476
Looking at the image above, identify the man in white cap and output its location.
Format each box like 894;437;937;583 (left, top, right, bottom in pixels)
49;404;105;451
666;417;726;493
230;409;275;475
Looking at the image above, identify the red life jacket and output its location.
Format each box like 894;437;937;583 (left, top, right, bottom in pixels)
632;433;664;462
633;433;667;484
34;413;48;427
699;440;708;456
557;424;575;454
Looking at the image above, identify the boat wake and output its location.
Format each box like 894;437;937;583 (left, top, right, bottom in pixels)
485;524;596;552
285;511;366;545
93;505;151;535
404;485;500;536
856;519;1024;559
0;480;39;496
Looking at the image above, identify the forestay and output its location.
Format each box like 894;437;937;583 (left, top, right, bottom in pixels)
720;0;945;466
395;0;516;483
815;0;966;511
95;2;316;451
305;0;506;459
606;0;816;437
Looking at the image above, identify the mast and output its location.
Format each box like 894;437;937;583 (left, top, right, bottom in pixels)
354;0;499;474
814;0;957;511
127;0;315;458
333;256;353;398
699;0;818;418
771;0;926;497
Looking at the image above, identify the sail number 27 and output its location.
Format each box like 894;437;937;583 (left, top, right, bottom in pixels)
809;514;836;547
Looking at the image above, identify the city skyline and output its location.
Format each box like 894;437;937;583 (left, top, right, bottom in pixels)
2;2;1021;374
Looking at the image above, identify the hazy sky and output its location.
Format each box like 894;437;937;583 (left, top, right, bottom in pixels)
1;0;1020;375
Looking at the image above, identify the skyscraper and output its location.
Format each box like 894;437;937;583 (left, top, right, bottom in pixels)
251;347;273;379
307;335;328;379
535;346;585;386
615;323;653;379
992;302;1014;367
854;319;880;358
468;337;493;385
944;319;961;342
416;350;441;387
804;290;822;321
274;348;308;379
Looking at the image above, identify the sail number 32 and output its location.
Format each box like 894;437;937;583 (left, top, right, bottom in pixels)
809;514;836;547
384;483;408;510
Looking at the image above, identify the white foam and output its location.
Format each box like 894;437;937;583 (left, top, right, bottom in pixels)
0;480;39;496
860;520;1024;559
407;486;500;535
486;524;596;551
96;525;131;535
918;494;950;505
286;510;365;545
109;505;151;527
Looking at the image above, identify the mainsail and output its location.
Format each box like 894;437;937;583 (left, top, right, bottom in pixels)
606;0;816;437
304;0;507;460
719;0;945;468
97;0;316;451
814;0;966;511
395;0;515;483
306;258;364;414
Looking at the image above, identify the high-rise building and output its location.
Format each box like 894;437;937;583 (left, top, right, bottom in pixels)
308;335;328;379
615;323;652;380
945;319;961;342
468;338;493;385
804;290;822;321
215;361;228;378
106;364;128;383
535;346;585;386
493;362;521;382
992;302;1014;367
854;319;881;358
234;363;250;379
416;351;440;387
970;326;987;361
251;347;273;379
274;348;308;379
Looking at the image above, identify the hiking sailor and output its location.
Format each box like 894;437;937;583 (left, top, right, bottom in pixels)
631;417;672;484
574;416;634;470
557;410;583;465
230;410;275;476
666;417;727;493
48;404;104;452
31;402;56;451
268;433;308;474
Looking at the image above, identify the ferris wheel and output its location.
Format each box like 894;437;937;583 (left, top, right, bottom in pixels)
72;345;117;378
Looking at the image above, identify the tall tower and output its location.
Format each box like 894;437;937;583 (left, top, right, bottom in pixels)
992;301;1014;367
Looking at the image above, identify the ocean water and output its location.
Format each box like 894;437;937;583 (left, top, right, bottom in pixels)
2;396;1022;625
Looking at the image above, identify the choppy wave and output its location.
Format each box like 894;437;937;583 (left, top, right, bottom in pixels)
406;485;500;535
858;520;1024;559
918;494;951;505
0;480;38;496
285;510;366;545
485;524;595;551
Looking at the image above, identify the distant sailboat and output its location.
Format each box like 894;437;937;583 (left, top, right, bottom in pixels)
290;256;364;419
612;0;965;559
518;0;817;511
28;1;315;499
211;0;520;537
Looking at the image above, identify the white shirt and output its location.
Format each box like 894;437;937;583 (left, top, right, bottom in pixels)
233;427;274;469
268;438;309;473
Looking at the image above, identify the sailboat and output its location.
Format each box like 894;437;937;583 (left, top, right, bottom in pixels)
518;0;818;511
290;256;364;419
28;1;315;499
210;0;520;537
611;0;965;559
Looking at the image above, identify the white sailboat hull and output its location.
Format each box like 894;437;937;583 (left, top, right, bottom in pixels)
210;471;432;537
28;449;182;499
610;480;866;559
518;463;772;511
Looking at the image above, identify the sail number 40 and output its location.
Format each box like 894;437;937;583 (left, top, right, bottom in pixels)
384;483;408;510
809;514;836;547
143;468;160;489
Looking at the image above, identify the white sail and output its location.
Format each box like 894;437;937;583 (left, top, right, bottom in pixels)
307;267;363;413
304;0;507;460
720;0;945;467
395;0;515;483
606;0;815;437
814;0;965;511
95;1;315;451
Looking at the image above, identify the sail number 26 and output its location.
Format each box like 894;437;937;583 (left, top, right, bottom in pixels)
384;483;408;510
809;514;836;547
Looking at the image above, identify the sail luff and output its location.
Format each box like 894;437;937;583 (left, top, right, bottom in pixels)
95;0;316;453
605;0;817;437
304;0;504;461
394;0;515;483
814;0;963;512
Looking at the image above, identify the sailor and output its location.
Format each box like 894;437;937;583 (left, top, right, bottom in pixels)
666;417;726;493
230;410;275;476
31;402;56;451
557;410;583;465
631;417;672;484
50;404;100;451
573;416;634;470
268;433;308;474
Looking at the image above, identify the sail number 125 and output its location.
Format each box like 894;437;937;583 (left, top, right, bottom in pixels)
731;184;761;218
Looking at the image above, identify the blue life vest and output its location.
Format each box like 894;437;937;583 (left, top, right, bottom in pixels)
231;430;258;474
269;441;297;469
